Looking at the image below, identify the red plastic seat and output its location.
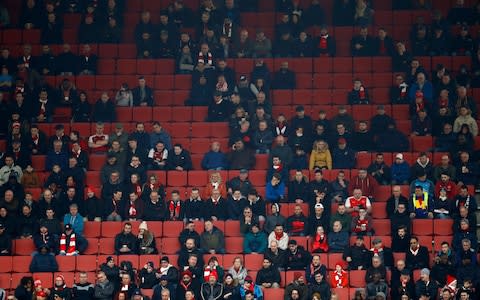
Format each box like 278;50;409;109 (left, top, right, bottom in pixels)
132;107;153;123
411;136;433;152
333;73;353;89
162;237;182;254
12;256;32;272
14;239;35;255
154;75;175;90
98;44;119;58
187;170;208;186
225;237;244;254
174;75;192;90
353;57;372;73
101;222;123;237
313;74;333;89
83;238;99;255
225;220;241;237
85;171;101;187
371;202;388;219
76;255;98;271
162;221;184;238
412;219;434;236
0;256;13;272
295;74;312;89
0;273;11;290
167;171;188;187
31;155;46;171
349;270;366;287
98;238;115;254
313;57;333;73
433;219;454;236
97;59;116;74
57;256;76;272
156;60;175;74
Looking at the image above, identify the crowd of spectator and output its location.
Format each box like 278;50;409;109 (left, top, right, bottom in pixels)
0;0;480;300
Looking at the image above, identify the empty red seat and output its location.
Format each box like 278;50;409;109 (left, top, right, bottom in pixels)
225;220;241;237
433;219;454;236
132;107;153;123
0;256;13;272
101;222;123;237
98;238;115;254
14;239;35;255
188;170;208;186
412;219;434;236
349;270;367;287
76;255;98;271
163;221;184;237
225;237;244;254
411;136;433;152
57;256;76;272
12;256;32;272
167;171;188;186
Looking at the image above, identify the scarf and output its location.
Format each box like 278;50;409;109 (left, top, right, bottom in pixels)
180;280;191;291
276;123;287;136
358;86;366;99
59;233;76;254
211;196;220;204
274;231;284;241
198;51;213;65
413;192;428;209
410;246;419;256
169;200;181;220
371;247;383;255
203;265;218;282
273;164;283;173
128;201;137;218
245;282;254;292
223;22;232;38
399;82;408;98
23;56;31;68
160;264;172;275
39;99;48;115
319;35;328;49
31;133;39;144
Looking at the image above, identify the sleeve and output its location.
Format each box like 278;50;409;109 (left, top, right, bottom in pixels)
309;151;316;170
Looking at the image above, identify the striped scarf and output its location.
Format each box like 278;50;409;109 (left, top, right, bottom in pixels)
59;233;76;254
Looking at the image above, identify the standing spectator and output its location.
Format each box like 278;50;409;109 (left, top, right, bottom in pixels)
132;76;154;106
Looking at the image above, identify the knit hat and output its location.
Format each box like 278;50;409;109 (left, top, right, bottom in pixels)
147;261;154;268
335;261;346;269
244;275;253;283
160;275;168;281
34;279;42;287
338;137;347;144
288;239;297;245
420;268;430;276
86;187;95;194
161;256;169;263
139;221;148;230
64;224;72;231
56;275;65;283
294;272;303;281
182;270;193;278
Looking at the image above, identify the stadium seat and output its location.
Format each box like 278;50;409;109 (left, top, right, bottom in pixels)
0;273;11;290
372;219;391;236
14;239;36;255
101;222;123;238
98;238;115;254
412;219;434;236
0;256;13;272
224;220;241;237
12;256;32;273
84;238;99;255
76;255;98;271
433;219;454;236
57;256;76;272
132;107;153;123
349;270;366;287
371;202;388;219
118;255;139;269
163;221;184;237
411;136;433;152
162;237;181;254
263;288;285;299
225;237;244;254
167;171;188;186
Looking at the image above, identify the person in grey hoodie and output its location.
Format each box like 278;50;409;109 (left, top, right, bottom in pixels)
264;203;286;234
93;271;114;300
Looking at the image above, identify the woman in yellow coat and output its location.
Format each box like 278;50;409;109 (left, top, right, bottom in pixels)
309;140;332;170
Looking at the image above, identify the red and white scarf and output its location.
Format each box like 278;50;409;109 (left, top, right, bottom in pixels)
59;233;76;254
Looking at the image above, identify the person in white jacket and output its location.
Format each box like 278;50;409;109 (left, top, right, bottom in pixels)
0;155;23;186
267;224;289;250
454;106;478;136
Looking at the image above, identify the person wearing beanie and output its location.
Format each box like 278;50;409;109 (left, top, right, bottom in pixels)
285;272;308;300
200;272;223;300
72;272;94;300
176;270;200;300
203;256;224;284
138;261;158;289
158;256;179;287
84;187;103;221
99;256;121;290
137;221;158;255
52;275;71;300
415;268;438;300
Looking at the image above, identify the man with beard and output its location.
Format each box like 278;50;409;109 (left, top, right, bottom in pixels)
256;257;281;288
178;238;204;270
176;270;200;300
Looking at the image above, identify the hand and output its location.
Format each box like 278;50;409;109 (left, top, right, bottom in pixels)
409;213;416;219
209;249;216;254
211;216;218;221
346;257;352;262
428;212;434;219
176;166;184;171
355;44;363;49
295;199;304;203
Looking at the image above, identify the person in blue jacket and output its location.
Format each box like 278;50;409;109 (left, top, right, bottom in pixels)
265;173;285;203
201;141;228;170
239;276;263;300
29;245;58;273
391;153;411;184
243;223;267;254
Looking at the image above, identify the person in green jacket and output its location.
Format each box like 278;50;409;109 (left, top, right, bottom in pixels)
243;223;267;254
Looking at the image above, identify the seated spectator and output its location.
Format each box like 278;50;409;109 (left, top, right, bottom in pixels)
433;187;453;219
0;222;11;255
351;121;375;152
203;189;228;221
390;74;410;104
227;139;256;170
332;138;356;169
268;154;290;183
148;141;169;170
268;224;289;251
204;171;227;199
411;152;434;181
256;257;281;289
367;153;391;185
226;189;248;221
343;236;370;270
56;44;78;76
328;220;349;253
433;155;456;182
200;220;225;254
93;92;116;122
410;169;435;196
351;208;373;236
240;206;260;234
329;170;350;203
264;203;286;234
286;239;311;271
114;223;138;255
239;276;263;300
453;219;477;252
455;152;477;186
330;262;349;288
315;25;336;57
201;141;228;170
58;223;88;256
367;272;389;299
409;185;434;219
351;26;374;56
389;154;410;185
309;140;332;171
406;236;430;270
345;188;373;217
369;238;394;269
244;222;267;254
207;91;231;122
415;268;438;300
272;61;296;89
392;224;411;253
88;122;109;154
77;44;97;75
310;225;328;253
63;202;84;235
455;239;477;267
286;204;308;237
247;189;266;221
454;106;478;136
409;72;433;103
167;144;192;171
348;78;370;105
29;245;58;273
266;173;286;203
411;109;433;136
376;123;410;152
115;83;133;107
253;120;274;154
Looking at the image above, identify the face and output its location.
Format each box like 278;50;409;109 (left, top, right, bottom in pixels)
123;224;132;234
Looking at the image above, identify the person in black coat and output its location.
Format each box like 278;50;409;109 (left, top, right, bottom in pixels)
29;245;58;273
256;257;281;288
142;191;166;222
92;92;116;123
178;238;204;270
288;171;309;202
204;190;228;221
176;270;201;300
207;92;231;122
0;222;12;255
114;223;138;255
376;123;410;152
14;276;34;300
272;61;296;90
167;144;192;171
99;256;121;290
392;225;411;253
373;28;395;56
351;26;375;56
406;236;430;270
343;236;370;270
369;238;394;268
132;76;154;106
286;239;311;271
264;240;287;270
179;221;201;247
